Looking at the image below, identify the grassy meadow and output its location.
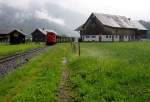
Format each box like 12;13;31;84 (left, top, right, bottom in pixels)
0;44;71;102
0;44;43;58
68;42;150;102
0;42;150;102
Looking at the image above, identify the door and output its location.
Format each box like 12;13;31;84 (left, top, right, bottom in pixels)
99;35;101;42
119;35;124;41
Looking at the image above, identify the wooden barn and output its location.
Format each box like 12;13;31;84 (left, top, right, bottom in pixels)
31;28;47;42
0;29;12;43
75;13;148;42
9;29;26;44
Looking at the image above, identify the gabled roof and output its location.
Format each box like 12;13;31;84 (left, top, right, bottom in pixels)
76;13;148;31
94;13;135;29
131;20;148;30
75;24;84;31
32;28;57;35
94;13;147;30
0;28;26;35
36;28;47;35
9;29;26;35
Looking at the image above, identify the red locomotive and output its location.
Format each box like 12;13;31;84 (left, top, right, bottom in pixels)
45;30;75;45
46;31;57;45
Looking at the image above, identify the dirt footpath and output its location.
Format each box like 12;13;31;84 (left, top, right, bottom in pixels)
58;57;69;102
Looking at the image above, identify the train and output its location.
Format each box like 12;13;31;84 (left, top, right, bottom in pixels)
46;30;74;45
31;28;80;45
46;31;57;45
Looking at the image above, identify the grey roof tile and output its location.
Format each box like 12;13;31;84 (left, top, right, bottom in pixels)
94;13;147;30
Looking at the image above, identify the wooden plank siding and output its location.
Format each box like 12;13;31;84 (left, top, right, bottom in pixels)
32;29;46;42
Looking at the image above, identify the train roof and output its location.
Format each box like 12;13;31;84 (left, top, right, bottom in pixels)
44;29;57;34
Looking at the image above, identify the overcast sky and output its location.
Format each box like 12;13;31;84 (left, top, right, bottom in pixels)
0;0;150;21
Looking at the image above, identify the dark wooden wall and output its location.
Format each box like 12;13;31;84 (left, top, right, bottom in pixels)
9;31;25;44
135;30;147;39
81;14;104;35
0;34;9;43
32;30;46;42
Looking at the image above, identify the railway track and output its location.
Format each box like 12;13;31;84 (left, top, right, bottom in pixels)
0;47;47;77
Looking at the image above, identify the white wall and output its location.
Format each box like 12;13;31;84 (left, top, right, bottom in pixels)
114;35;120;41
101;35;113;42
128;35;132;41
81;35;134;42
82;35;99;41
124;35;129;41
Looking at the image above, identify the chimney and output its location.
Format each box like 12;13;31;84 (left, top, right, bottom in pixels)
128;18;131;21
42;28;45;31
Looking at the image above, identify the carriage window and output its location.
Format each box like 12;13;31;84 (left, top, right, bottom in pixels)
92;36;96;38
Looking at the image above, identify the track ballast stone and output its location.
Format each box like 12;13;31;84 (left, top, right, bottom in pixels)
0;47;47;77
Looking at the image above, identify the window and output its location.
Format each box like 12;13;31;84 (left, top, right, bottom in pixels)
14;33;19;37
86;36;89;38
109;35;111;38
106;35;108;38
92;36;96;38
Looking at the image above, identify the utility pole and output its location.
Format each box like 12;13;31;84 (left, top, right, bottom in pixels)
78;41;80;56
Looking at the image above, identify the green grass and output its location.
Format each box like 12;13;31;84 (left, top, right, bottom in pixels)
68;42;150;102
0;44;43;58
0;42;150;102
0;44;71;102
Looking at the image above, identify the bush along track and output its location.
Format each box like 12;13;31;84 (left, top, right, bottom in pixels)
0;44;43;59
0;44;71;102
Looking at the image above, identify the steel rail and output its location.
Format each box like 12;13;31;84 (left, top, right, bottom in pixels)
0;47;47;77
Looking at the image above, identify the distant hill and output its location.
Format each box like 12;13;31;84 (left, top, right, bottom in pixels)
139;20;150;30
0;3;86;36
139;20;150;38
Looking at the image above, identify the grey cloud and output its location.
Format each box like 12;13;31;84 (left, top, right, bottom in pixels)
0;1;84;37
